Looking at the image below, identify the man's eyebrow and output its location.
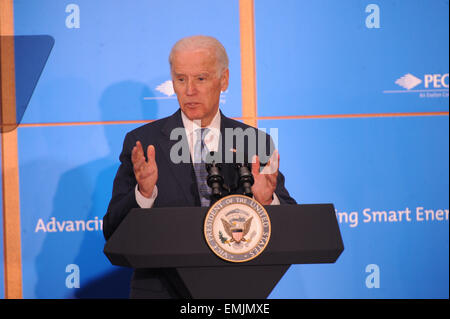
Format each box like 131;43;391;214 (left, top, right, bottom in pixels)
173;72;210;77
195;72;210;77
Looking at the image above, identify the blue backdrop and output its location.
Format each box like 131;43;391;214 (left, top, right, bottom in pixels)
6;0;448;298
255;0;449;298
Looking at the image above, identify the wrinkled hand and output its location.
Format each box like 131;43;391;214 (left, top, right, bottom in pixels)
251;150;279;205
131;141;158;198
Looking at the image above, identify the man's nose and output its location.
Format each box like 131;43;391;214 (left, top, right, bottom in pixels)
186;79;197;95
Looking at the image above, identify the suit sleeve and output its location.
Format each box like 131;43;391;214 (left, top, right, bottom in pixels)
103;132;140;241
256;129;297;205
274;170;297;205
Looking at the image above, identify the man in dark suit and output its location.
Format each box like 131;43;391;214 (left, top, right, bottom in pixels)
103;35;296;298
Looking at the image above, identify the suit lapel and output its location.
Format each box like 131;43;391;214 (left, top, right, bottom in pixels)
219;112;261;193
219;112;242;192
157;109;198;204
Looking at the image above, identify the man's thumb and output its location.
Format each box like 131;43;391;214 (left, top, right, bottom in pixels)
251;154;260;176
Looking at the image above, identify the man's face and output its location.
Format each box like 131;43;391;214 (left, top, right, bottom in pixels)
171;48;229;127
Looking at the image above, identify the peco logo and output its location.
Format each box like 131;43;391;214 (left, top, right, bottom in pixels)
395;73;422;90
422;73;449;89
384;72;449;98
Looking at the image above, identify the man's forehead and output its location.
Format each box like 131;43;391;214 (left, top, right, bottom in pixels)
173;46;214;57
171;48;216;64
171;49;218;73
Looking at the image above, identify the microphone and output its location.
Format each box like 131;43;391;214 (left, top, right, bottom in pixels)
236;163;254;198
229;147;255;198
205;152;226;200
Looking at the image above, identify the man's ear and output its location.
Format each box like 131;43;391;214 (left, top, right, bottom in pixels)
220;68;229;92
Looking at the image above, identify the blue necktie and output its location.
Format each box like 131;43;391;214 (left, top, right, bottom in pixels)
193;128;211;206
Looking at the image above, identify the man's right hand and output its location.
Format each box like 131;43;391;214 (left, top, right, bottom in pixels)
131;141;158;198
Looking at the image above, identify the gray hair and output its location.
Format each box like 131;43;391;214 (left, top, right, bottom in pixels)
169;35;229;76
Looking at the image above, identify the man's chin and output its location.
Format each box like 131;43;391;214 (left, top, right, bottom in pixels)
181;108;203;120
180;106;217;126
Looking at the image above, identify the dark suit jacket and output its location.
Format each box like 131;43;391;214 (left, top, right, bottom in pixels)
103;109;296;298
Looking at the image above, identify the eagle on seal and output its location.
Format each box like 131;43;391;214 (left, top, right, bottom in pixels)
221;217;253;244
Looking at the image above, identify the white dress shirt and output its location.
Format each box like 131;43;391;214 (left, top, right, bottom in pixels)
135;108;280;208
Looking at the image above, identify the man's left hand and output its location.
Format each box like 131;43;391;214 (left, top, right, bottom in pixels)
251;150;279;205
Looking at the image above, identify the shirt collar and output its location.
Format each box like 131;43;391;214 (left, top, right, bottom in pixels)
180;108;221;136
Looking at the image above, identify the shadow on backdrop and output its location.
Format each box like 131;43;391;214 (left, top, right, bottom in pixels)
0;35;54;132
33;81;158;298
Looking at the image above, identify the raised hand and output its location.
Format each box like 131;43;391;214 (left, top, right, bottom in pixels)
251;150;279;205
131;141;158;198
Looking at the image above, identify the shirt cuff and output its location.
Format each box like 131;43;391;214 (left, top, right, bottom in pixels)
270;192;281;205
253;192;280;205
135;184;158;208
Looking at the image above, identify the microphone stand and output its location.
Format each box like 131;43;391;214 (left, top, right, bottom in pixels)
205;152;255;203
235;163;254;198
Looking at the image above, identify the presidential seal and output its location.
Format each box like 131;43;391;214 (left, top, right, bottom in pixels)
204;194;271;263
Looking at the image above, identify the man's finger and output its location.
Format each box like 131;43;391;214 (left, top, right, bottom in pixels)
136;141;145;155
274;150;280;170
132;141;143;160
131;146;138;163
251;154;260;176
262;150;279;175
147;145;156;166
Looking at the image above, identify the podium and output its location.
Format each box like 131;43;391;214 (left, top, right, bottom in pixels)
104;204;344;298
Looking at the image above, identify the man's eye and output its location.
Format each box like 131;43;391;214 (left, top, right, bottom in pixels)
177;78;185;82
198;77;206;81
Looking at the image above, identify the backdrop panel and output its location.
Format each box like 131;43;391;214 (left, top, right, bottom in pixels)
13;0;243;298
18;124;140;298
13;0;242;124
254;0;449;116
6;0;449;299
260;117;449;298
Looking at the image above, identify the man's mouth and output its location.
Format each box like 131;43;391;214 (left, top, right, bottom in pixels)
184;102;201;108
